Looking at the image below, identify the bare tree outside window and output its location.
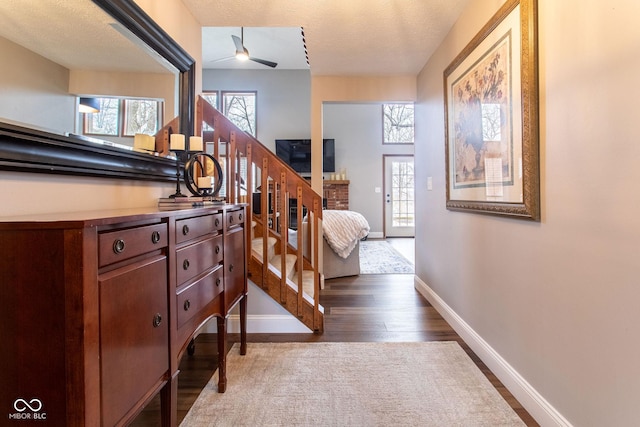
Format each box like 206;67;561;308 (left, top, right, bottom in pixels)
83;97;162;137
383;103;415;144
201;92;219;131
392;160;415;226
84;98;119;135
223;91;256;137
124;99;160;135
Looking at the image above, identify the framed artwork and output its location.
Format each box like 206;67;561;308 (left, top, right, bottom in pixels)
444;0;539;220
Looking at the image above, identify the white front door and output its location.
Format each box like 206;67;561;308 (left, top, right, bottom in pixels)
383;155;415;237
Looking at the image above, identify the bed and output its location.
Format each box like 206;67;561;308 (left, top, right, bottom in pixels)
298;210;370;279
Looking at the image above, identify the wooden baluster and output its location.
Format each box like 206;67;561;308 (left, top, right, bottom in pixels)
296;186;304;317
313;197;321;331
261;157;269;288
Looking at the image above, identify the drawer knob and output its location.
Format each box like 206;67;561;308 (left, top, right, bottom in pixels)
183;259;190;270
152;313;162;328
151;231;161;244
215;277;221;286
215;218;220;227
238;213;243;221
229;216;234;224
229;264;234;272
182;224;190;236
215;245;220;254
112;239;126;254
184;300;191;311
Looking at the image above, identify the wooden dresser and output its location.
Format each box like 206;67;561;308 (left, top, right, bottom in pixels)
0;205;247;426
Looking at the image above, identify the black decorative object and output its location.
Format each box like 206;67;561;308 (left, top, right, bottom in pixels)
168;150;187;198
184;153;224;197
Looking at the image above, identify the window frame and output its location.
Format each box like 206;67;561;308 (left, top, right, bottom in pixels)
221;90;258;137
382;103;415;145
82;97;163;138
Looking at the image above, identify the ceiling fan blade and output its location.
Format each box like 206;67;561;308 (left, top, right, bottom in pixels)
206;55;235;64
231;34;244;52
250;56;278;68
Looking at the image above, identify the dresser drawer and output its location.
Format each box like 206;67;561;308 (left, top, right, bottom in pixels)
226;208;245;230
176;266;223;328
99;223;167;267
176;213;222;244
175;234;223;285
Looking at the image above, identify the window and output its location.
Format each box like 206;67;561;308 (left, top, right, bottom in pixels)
383;103;414;144
82;97;163;137
123;99;160;136
391;160;415;227
201;92;219;131
222;91;257;137
202;92;219;110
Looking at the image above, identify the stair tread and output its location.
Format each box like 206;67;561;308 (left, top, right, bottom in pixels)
293;270;317;298
270;253;297;279
251;237;277;259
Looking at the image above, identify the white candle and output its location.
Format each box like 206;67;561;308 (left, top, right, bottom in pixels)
198;176;213;188
170;133;185;151
189;136;203;152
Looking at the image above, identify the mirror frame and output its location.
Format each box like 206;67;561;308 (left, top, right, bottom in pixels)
0;0;195;182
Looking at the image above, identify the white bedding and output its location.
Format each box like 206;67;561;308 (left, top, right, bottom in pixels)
322;210;370;259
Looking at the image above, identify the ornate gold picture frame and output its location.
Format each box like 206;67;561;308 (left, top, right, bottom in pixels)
444;0;539;220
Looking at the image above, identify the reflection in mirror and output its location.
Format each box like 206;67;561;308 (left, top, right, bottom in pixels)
0;0;178;153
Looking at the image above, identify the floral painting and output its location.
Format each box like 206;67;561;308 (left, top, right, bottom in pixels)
444;0;539;220
451;36;512;188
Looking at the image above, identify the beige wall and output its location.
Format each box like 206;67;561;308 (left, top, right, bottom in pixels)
310;75;416;192
0;0;202;217
69;69;176;123
134;0;203;95
416;0;640;425
0;36;74;134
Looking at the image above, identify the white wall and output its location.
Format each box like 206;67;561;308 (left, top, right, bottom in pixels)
323;103;413;234
415;0;640;425
202;69;311;150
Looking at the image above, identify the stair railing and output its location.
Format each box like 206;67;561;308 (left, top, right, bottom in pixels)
195;95;323;331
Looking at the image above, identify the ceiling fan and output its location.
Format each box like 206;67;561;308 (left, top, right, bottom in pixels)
228;27;278;68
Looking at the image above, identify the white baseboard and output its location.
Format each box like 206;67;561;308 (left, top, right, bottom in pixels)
414;276;572;427
367;231;384;239
201;314;313;334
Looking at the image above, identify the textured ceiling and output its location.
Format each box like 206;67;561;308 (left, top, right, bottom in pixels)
0;0;470;77
186;0;471;75
0;0;175;74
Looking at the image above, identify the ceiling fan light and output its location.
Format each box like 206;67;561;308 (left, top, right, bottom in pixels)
235;48;249;61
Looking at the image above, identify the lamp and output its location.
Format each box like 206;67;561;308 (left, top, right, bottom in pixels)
235;48;249;61
79;97;100;113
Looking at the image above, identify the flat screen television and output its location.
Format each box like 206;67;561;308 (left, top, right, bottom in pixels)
275;139;335;173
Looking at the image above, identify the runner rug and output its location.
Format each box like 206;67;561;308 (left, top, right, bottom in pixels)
359;240;414;274
180;342;524;426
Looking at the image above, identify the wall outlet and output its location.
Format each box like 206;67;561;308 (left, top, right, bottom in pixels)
374;187;381;193
427;177;433;190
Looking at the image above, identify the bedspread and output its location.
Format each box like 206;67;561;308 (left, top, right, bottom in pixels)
322;210;370;259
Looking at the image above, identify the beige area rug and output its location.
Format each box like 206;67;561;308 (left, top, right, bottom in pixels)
180;342;524;426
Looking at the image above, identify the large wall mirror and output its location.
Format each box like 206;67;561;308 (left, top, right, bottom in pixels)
0;0;194;181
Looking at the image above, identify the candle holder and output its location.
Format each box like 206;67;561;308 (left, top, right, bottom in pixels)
184;152;224;198
168;149;187;198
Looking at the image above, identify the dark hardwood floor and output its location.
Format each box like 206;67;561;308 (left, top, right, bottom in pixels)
132;273;538;426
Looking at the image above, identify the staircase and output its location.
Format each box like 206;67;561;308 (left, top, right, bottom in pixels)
195;95;324;332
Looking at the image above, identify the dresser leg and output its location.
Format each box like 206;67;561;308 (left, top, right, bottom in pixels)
216;316;227;393
240;294;247;355
162;370;179;427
